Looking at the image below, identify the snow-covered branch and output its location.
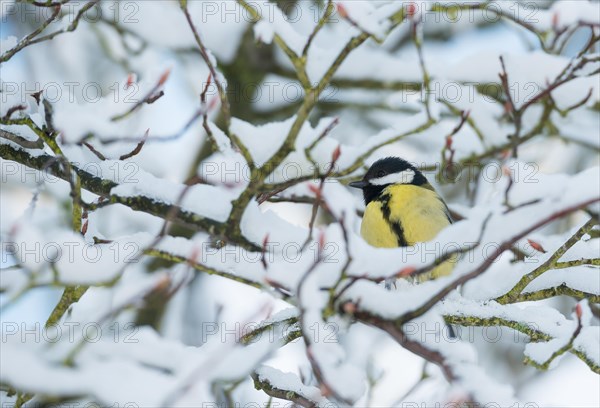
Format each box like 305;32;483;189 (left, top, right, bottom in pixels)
1;1;599;407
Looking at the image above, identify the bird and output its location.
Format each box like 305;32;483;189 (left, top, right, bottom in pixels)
349;156;454;281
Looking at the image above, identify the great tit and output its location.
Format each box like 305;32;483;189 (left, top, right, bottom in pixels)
349;157;453;280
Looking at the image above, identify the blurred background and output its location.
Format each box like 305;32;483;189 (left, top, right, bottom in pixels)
1;0;599;406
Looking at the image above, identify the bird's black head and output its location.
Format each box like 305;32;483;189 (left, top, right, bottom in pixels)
348;157;428;204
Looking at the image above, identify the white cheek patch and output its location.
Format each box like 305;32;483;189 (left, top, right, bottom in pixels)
370;169;415;185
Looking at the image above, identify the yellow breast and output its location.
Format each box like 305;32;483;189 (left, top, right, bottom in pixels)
360;200;400;248
360;184;453;279
385;184;450;244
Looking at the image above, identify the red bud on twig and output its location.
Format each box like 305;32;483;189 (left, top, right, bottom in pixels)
331;145;342;164
445;135;453;149
342;301;357;314
552;12;559;29
575;303;583;319
527;239;547;253
397;266;416;278
157;68;172;87
336;3;348;19
264;277;287;292
308;183;322;200
320;384;333;398
126;73;137;89
9;223;20;237
406;2;417;19
318;229;326;252
188;246;201;265
154;275;171;292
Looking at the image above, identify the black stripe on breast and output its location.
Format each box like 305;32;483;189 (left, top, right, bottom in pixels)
439;197;453;224
379;193;409;247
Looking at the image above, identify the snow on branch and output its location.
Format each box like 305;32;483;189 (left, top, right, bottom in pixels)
1;1;599;407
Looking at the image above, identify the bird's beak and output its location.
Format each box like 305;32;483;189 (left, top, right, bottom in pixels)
348;180;368;189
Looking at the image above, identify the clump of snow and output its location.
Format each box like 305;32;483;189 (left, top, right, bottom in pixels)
111;168;235;223
255;366;330;406
0;35;17;55
254;20;275;44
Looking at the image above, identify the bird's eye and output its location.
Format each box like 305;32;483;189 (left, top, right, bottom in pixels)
376;170;386;178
